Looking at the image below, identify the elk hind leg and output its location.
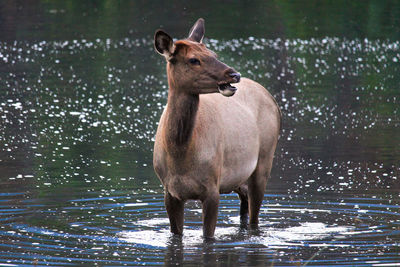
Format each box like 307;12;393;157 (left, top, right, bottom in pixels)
248;163;270;227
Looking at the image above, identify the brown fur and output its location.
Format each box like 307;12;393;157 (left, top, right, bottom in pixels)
153;18;281;238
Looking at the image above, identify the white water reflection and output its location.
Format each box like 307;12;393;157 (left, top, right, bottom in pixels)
119;219;353;249
262;222;354;248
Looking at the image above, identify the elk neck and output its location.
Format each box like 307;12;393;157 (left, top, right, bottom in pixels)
163;80;200;153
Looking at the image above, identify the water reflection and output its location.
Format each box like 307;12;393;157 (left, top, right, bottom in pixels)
120;218;354;249
0;187;399;265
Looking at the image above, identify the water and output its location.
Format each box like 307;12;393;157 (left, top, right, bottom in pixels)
0;1;399;266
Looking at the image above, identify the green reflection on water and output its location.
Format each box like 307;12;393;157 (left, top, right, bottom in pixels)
1;1;400;41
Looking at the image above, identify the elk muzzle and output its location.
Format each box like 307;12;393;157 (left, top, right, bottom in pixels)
229;72;241;83
218;72;241;97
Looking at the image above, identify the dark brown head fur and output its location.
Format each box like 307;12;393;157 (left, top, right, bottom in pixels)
154;20;239;96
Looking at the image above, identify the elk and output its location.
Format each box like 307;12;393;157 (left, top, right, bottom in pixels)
153;18;280;238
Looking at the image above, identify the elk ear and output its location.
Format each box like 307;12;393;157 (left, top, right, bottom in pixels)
154;30;175;59
188;18;205;43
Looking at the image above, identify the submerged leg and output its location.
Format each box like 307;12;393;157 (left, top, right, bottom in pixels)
248;165;269;227
235;184;249;227
165;192;185;235
201;191;220;239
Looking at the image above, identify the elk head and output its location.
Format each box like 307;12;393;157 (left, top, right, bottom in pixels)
154;18;241;97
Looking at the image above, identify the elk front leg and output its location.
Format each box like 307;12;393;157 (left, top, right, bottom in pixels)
235;184;249;227
165;192;184;235
201;191;220;238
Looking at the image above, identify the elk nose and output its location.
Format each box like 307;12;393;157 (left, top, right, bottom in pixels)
229;72;241;83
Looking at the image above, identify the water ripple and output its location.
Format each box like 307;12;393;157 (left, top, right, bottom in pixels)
0;191;398;265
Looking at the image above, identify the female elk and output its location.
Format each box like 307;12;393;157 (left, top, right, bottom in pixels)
153;18;280;238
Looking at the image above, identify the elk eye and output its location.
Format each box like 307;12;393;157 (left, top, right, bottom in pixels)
189;58;200;65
